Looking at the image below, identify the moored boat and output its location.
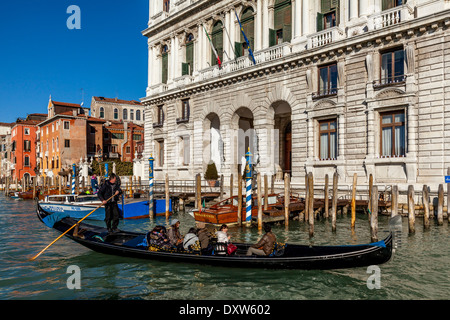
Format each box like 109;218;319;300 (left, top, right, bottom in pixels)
35;202;394;270
121;198;172;219
193;194;297;226
39;194;107;221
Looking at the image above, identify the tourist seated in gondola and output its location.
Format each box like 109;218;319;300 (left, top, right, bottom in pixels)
196;222;213;255
246;224;276;256
147;226;171;250
215;224;231;255
183;227;199;251
167;219;184;250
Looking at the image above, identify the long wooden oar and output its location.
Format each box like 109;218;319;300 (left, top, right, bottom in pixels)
29;194;116;261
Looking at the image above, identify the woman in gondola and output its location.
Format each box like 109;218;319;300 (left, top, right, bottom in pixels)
147;226;171;250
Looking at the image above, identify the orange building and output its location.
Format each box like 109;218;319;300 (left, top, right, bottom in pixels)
38;100;105;178
10;119;40;181
103;121;144;162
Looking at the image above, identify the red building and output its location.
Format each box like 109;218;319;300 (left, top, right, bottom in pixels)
10;119;40;181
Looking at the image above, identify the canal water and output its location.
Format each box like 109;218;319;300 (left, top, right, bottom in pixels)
0;194;448;300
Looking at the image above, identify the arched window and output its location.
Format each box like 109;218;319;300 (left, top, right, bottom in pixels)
162;45;169;84
271;0;292;46
100;107;105;119
183;34;194;76
136;110;141;121
123;109;128;121
114;108;118;120
237;7;255;57
211;21;223;67
130;109;134;121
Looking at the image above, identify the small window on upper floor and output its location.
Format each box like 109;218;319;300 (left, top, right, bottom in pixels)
379;47;405;86
316;0;340;32
316;63;338;97
382;0;406;11
163;0;170;13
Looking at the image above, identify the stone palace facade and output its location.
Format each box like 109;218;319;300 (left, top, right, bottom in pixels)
141;0;450;190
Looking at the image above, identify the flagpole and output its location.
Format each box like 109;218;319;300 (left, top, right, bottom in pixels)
203;25;222;68
222;21;237;60
234;9;257;65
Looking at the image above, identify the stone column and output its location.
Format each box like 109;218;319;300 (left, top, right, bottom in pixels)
262;0;269;49
169;35;175;82
224;11;231;62
147;43;153;90
349;0;358;20
255;0;262;51
294;0;302;39
196;23;203;73
302;0;310;36
359;0;369;16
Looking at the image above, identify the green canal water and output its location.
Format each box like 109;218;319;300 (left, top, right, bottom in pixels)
0;194;448;300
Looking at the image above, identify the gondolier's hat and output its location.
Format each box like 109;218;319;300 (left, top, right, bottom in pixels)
171;219;180;226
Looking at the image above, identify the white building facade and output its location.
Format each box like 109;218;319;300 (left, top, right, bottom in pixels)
141;0;450;191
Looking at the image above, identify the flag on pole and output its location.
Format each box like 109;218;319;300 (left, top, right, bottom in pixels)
234;10;257;65
203;25;222;68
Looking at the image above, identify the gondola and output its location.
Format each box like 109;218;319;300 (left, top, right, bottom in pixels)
36;202;394;270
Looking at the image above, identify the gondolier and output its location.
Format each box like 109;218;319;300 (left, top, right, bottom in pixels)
97;173;123;234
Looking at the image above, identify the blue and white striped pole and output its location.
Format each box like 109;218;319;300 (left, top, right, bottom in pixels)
148;155;154;219
72;164;76;195
105;163;109;180
245;148;252;225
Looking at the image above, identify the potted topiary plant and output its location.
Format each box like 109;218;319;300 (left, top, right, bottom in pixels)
204;162;219;187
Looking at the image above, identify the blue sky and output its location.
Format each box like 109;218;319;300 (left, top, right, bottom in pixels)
0;0;148;123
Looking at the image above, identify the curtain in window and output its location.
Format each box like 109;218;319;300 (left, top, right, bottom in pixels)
382;127;392;157
329;131;336;159
395;125;405;156
320;133;328;159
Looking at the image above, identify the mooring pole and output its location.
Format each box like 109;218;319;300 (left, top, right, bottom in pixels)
245;148;252;226
408;185;415;234
148;155;154;220
72;164;76;195
257;172;263;231
105;163;109;180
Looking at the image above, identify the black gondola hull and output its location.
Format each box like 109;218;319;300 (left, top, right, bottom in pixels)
36;203;393;270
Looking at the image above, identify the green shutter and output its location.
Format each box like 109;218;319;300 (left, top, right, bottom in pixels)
283;24;291;43
235;42;242;58
186;42;194;75
321;0;332;13
162;53;168;84
182;63;189;76
269;29;276;47
316;12;324;32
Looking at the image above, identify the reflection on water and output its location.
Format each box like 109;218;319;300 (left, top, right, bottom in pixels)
0;195;448;300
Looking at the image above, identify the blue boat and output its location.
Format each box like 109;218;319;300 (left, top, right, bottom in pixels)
122;199;172;219
39;195;171;220
39;195;107;221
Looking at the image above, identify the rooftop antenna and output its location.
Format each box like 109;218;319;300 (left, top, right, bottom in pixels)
80;88;84;107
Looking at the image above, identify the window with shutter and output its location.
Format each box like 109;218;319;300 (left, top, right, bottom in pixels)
211;21;223;66
318;0;339;31
162;52;168;84
274;0;292;43
382;0;405;11
269;29;276;47
240;7;254;55
185;35;194;75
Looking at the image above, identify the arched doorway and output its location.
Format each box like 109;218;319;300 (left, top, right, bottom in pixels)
271;101;292;176
203;113;223;173
231;107;255;176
